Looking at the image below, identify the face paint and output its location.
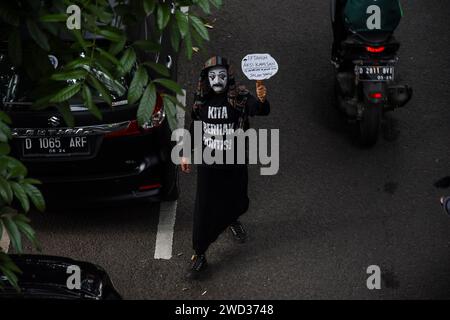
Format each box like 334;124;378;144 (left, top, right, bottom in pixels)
208;67;228;94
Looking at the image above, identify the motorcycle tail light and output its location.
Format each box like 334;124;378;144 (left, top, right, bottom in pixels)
370;92;383;99
105;95;165;138
366;46;385;53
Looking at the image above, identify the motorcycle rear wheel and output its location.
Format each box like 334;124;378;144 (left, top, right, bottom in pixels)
358;106;382;147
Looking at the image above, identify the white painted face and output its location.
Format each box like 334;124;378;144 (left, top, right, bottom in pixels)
208;67;228;93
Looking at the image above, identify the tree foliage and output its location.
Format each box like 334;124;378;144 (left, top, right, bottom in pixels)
0;0;221;289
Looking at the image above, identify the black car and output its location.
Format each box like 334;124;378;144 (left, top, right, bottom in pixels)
0;255;122;300
0;17;179;206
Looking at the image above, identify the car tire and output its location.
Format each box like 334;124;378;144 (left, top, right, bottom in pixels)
161;162;179;201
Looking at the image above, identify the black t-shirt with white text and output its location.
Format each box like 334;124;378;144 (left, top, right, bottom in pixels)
188;91;270;169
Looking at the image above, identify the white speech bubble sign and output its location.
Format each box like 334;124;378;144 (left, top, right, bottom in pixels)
241;53;279;81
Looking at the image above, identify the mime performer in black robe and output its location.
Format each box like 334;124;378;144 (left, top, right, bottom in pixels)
181;56;271;279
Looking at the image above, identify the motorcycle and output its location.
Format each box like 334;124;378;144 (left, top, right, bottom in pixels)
334;31;413;146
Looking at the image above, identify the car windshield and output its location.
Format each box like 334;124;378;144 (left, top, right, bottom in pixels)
0;51;128;107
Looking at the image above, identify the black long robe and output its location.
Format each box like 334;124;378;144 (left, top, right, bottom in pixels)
189;92;270;254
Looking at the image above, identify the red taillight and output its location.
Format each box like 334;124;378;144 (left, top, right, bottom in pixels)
138;183;162;191
366;46;385;53
105;95;164;139
370;92;383;99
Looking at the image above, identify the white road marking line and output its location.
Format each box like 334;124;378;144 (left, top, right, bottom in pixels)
154;201;178;260
154;90;187;260
0;228;10;253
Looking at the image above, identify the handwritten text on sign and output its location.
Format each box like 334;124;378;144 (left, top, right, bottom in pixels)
241;54;279;81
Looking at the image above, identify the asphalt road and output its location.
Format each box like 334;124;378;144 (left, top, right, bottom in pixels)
23;0;450;299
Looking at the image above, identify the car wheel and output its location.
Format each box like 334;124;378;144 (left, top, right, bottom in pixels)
161;162;179;201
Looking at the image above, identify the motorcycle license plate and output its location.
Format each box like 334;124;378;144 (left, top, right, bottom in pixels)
356;66;395;82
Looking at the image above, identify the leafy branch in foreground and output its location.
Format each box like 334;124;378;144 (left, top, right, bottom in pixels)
0;111;46;289
0;0;222;289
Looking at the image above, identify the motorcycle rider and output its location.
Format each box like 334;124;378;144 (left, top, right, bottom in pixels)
331;0;403;66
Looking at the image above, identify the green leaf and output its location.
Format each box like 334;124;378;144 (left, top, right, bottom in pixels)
119;48;137;75
109;37;126;56
21;183;46;212
163;93;186;110
0;111;12;125
49;83;82;103
82;85;102;120
15;218;40;251
96;47;121;66
162;95;178;131
21;178;42;185
0;257;20;289
41;21;59;36
143;62;170;77
65;58;90;70
57;103;75;127
22;178;42;184
0;177;13;204
97;28;125;43
128;66;149;105
153;78;184;96
87;75;112;106
0;252;21;274
32;94;53;110
197;0;211;14
8;29;22;67
86;4;114;24
0;2;19;26
209;0;223;9
189;15;210;41
137;83;157;127
39;13;67;22
0;143;10;156
15;219;36;244
0;121;12;140
10;181;30;213
175;11;189;38
132;40;161;52
170;20;181;52
50;70;87;81
157;3;171;30
143;0;156;15
0;157;9;175
0;131;7;143
26;19;50;52
69;29;88;51
4;156;27;179
2;216;22;253
184;30;193;60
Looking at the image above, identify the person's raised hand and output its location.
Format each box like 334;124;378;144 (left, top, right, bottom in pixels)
256;80;267;103
181;157;191;174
